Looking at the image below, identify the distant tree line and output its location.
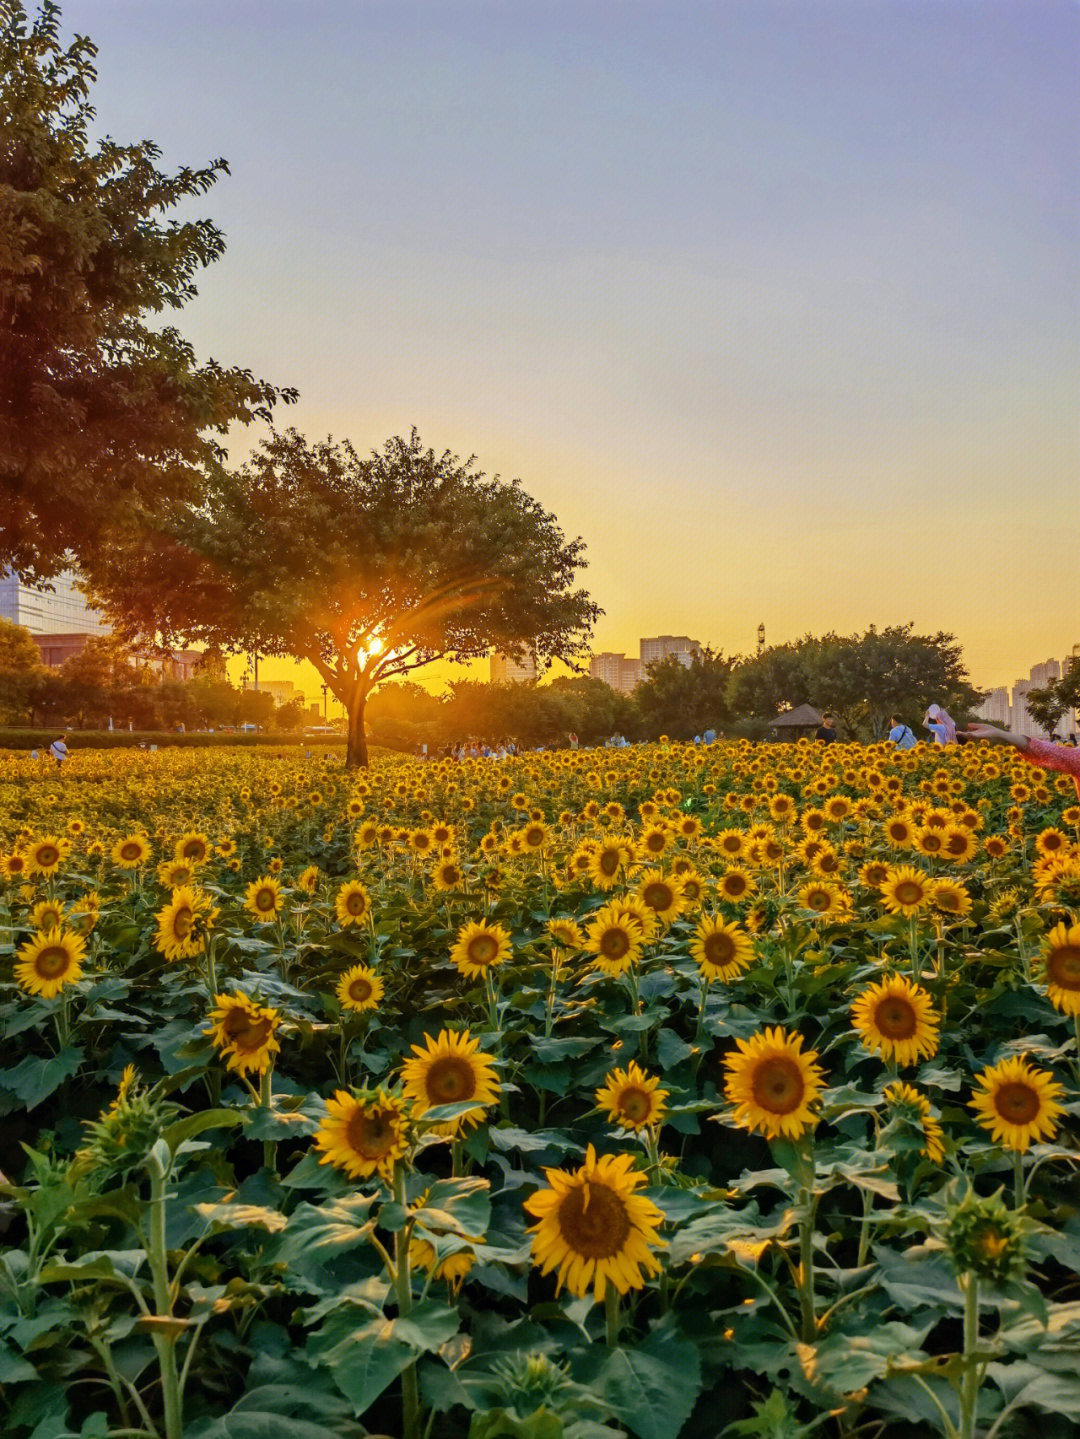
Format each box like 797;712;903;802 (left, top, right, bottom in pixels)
0;624;307;733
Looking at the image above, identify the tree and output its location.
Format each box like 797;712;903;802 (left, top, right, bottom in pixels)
58;634;147;727
1024;686;1067;739
726;626;983;740
90;430;601;767
634;648;735;741
0;1;293;580
270;697;307;733
0;616;44;722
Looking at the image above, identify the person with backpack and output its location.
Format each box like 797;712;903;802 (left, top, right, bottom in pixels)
887;716;917;749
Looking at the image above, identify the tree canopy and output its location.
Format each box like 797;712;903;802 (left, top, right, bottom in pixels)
0;0;293;580
89;429;602;766
725;625;984;739
634;648;735;741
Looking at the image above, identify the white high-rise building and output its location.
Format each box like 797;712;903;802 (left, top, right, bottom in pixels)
0;569;109;637
975;687;1010;726
639;635;702;669
490;650;538;683
589;652;641;694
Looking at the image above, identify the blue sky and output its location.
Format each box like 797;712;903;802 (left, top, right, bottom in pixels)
63;0;1079;691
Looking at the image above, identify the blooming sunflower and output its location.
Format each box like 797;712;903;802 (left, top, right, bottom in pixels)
796;880;850;919
638;824;670;859
691;916;754;982
879;864;932;916
883;1081;945;1163
1041;922;1080;1015
399;1028;500;1132
634;869;687;926
547;918;585;950
723;1026;824;1140
155;886;217;961
450;920;512;979
850;976;939;1067
409;1238;475;1290
314;1089;409;1180
939;827;978;864
207;992;281;1075
157;859;196;888
930;879;972;919
337;963;385;1013
969;1056;1064;1153
174;831;211;865
243;875;283;921
26;836;69;876
717;867;756;903
584;904;645;977
524;1145;665;1301
297;864;320;894
596;1062;668;1132
588;839;632;891
882;816;916;849
30;899;66;932
335;880;372;927
432;859;465;892
14;928;86;998
111;834;150;869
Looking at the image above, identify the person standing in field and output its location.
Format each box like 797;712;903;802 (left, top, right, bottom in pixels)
924;704;957;745
888;716;917;749
49;734;69;768
815;713;837;742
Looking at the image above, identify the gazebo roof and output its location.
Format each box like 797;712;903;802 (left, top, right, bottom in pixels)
770;703;823;727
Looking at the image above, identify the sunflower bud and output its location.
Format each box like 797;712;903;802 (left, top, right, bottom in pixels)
945;1189;1027;1284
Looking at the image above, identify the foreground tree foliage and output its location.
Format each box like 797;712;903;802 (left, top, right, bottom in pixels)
634;647;735;741
90;430;601;767
0;0;293;580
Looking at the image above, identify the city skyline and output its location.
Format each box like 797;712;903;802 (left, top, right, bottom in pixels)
50;0;1078;697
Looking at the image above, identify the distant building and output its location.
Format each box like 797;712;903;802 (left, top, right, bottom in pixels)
975;687;1010;726
259;680;303;707
490;650;538;683
0;569;109;636
639;635;701;670
589;652;641;694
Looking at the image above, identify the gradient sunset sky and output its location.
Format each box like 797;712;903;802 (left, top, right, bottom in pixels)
65;0;1078;694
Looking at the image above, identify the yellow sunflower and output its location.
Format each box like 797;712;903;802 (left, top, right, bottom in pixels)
796;880;851;919
930;880;972;919
26;836;69;877
882;816;916;849
850;976;939;1067
879;864;932;916
30;899;66;932
723;1026;824;1140
717;867;756;903
690;916;754;982
14;928;86;998
634;869;687;926
637;824;670;859
314;1089;409;1180
297;864;320;894
1042;922;1080;1015
547;918;585;950
584;903;646;977
207;992;281;1075
939;827;978;864
432;859;465;892
174;831;211;865
588;839;633;891
449;920;512;980
970;1056;1064;1153
409;1238;476;1290
243;875;283;921
157;859;196;888
335;880;372;927
336;963;385;1013
883;1081;945;1163
596;1062;668;1132
525;1145;665;1301
155;886;217;961
399;1028;500;1132
111;834;151;869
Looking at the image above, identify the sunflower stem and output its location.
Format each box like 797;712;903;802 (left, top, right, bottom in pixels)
796;1143;818;1343
260;1067;276;1173
604;1287;620;1347
392;1167;422;1439
1013;1149;1026;1209
856;1184;875;1270
694;973;710;1044
147;1153;184;1439
958;1272;980;1439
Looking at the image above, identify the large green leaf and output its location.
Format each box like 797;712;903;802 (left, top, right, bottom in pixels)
278;1193;379;1268
307;1310;416;1416
585;1323;701;1439
0;1047;83;1110
413;1177;491;1240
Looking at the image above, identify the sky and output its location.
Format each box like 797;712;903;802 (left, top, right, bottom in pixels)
61;0;1079;697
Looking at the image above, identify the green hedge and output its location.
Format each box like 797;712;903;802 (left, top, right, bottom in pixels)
0;728;345;752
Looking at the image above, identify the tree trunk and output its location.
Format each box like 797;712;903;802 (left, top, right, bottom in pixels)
346;691;369;770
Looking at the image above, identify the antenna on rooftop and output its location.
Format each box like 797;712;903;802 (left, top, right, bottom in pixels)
756;623;765;657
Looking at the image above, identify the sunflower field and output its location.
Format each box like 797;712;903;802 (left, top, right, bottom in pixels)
2;738;1080;1439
